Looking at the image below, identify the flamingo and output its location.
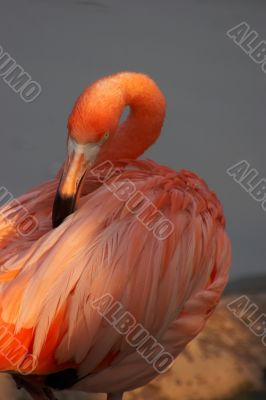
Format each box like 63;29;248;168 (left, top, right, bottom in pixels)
0;72;231;400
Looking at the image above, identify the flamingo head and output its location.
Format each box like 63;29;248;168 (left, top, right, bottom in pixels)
52;76;125;228
52;72;166;228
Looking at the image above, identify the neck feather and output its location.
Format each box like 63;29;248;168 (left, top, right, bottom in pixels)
97;72;166;163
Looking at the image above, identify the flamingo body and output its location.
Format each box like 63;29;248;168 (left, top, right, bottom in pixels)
0;72;231;398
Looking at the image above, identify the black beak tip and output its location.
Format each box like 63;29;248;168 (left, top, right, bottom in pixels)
52;192;76;228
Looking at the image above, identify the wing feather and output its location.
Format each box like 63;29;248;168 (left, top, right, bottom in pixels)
0;160;231;386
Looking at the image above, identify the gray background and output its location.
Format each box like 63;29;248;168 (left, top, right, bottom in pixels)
0;0;265;280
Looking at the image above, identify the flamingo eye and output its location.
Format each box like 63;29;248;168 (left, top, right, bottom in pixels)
103;132;109;141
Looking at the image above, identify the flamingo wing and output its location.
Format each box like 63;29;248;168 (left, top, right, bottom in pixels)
0;160;231;393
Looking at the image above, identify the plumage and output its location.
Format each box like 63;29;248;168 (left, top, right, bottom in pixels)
0;72;231;399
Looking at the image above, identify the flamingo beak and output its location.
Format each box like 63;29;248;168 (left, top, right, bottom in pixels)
52;137;101;228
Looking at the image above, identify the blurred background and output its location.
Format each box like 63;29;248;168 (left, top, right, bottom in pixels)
0;0;265;398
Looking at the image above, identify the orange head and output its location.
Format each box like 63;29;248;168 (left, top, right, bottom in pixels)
52;71;166;228
68;76;125;144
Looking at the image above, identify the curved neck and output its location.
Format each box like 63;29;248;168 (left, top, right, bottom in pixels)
97;72;166;163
